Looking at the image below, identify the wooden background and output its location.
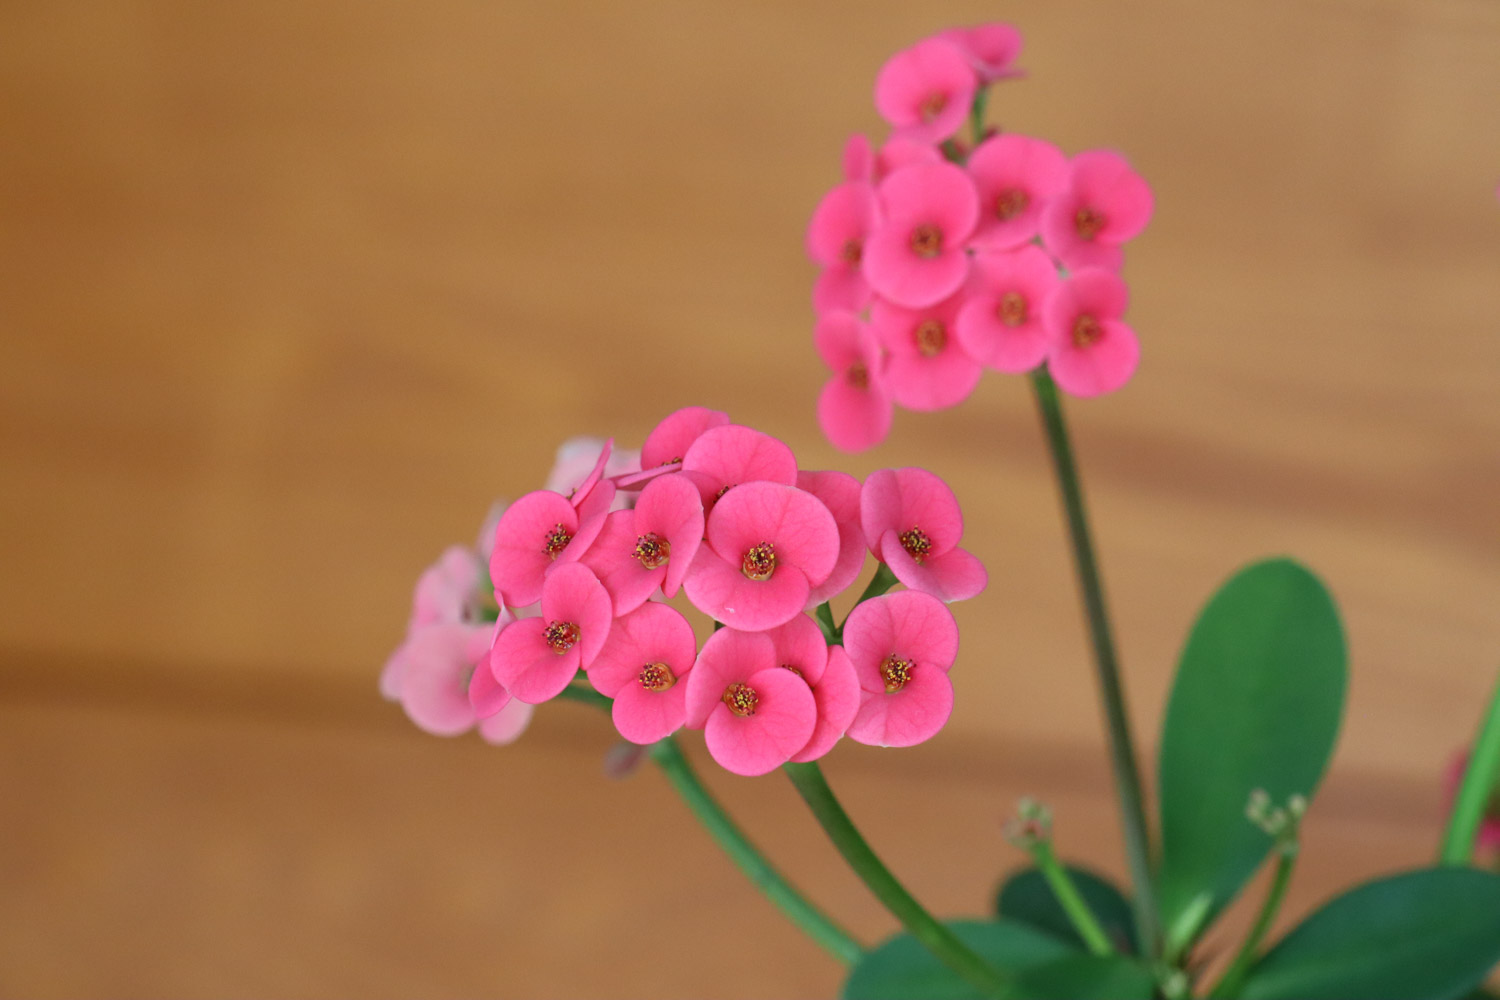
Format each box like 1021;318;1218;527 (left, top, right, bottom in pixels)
2;1;1498;996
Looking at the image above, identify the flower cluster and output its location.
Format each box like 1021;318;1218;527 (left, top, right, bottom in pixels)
384;409;987;776
807;23;1154;452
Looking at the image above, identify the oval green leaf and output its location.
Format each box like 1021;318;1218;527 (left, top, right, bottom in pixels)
1239;867;1500;999
1157;558;1347;943
1013;954;1156;1000
994;865;1138;953
841;919;1071;1000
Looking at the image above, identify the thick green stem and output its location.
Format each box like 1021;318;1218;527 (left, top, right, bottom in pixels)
1441;672;1500;864
1027;368;1161;956
1029;839;1115;956
785;761;1011;998
1207;846;1297;998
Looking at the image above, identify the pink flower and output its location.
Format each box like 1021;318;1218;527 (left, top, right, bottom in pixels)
955;245;1062;373
966;134;1069;250
797;469;867;608
580;472;705;614
489;562;613;703
807;181;878;314
1043;268;1139;398
685;627;817;776
939;23;1024;83
760;615;862;764
815;311;893;454
860;467;988;602
842;134;944;185
1445;750;1500;854
873;37;978;144
843;591;959;747
587;602;699;745
544;437;642;499
683;482;840;631
870;290;982;411
488;486;612;608
1040;150;1154;272
680;424;799;507
641;406;730;469
864;163;980;308
411;545;485;628
385;621;534;745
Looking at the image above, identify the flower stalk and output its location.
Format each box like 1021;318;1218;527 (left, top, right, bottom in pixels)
1005;798;1116;956
1440;672;1500;865
1028;367;1162;956
1207;792;1307;998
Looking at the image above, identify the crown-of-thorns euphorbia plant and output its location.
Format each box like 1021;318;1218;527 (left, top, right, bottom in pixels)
383;23;1500;1000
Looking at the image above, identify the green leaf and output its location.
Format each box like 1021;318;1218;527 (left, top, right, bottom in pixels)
994;865;1138;953
1238;867;1500;1000
1012;954;1157;1000
1157;558;1347;944
841;919;1071;1000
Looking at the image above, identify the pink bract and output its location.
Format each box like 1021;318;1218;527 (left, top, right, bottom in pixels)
588;602;699;745
489;488;610;608
762;614;830;685
815;311;893;454
939;23;1024;82
955;244;1062;373
864;163;979;309
807;181;878;314
966;133;1069;250
641;406;731;469
685;627;817;776
411;545;484;627
873;37;978;144
797;469;867;607
680;424;799;506
388;622;496;738
544;437;641;499
843;133;944;185
580;473;705;614
1040;150;1154;272
683;482;840;632
870;290;982;412
490;562;613;704
861;467;988;602
843;590;959;747
1043;268;1139;398
791;644;862;763
477;700;535;746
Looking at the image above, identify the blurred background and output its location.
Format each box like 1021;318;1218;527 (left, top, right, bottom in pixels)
3;1;1498;996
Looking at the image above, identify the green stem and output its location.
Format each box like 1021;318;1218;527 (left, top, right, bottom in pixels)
1029;839;1115;956
1207;846;1297;998
1441;672;1500;864
651;739;863;966
784;761;1011;998
969;87;990;144
1027;368;1161;956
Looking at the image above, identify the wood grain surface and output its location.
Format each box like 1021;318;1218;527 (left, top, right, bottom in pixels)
2;1;1498;996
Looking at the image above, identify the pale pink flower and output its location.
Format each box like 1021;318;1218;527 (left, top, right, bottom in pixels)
489;562;613;703
385;621;533;745
842;134;944;185
640;406;730;469
544;436;641;498
873;37;978;144
1043;268;1139;398
1445;750;1500;854
966;134;1069;250
843;591;959;747
683;482;840;632
864;163;980;308
1040;150;1154;272
684;627;817;776
860;467;987;602
587;602;699;745
955;244;1062;373
797;469;867;608
488;487;612;608
680;424;799;508
870;290;982;411
807;181;878;314
815;311;893;454
411;546;484;628
939;23;1024;83
793;645;862;762
580;473;705;614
